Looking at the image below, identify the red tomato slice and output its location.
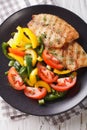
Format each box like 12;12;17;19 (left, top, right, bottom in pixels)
37;63;58;83
24;87;47;99
7;67;26;90
42;49;64;70
50;76;77;92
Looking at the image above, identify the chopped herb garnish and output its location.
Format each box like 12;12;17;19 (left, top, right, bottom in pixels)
55;38;59;42
50;50;57;56
49;41;53;46
41;33;47;39
53;23;55;26
45;24;49;26
57;29;61;33
69;58;74;65
11;32;16;37
43;16;47;22
59;55;64;59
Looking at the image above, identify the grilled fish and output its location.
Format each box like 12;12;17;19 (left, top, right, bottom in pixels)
28;14;79;48
48;42;87;71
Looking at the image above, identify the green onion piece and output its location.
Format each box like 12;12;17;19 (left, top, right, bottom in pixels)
44;94;58;101
13;61;21;71
2;42;12;59
25;55;32;78
19;66;27;78
45;91;67;101
8;60;15;67
38;99;45;105
5;71;8;75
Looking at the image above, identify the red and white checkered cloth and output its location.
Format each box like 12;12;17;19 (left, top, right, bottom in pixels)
0;0;87;125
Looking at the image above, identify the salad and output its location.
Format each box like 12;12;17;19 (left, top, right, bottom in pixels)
2;26;77;105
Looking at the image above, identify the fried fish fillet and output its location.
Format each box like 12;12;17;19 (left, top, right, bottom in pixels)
48;42;87;71
28;14;79;48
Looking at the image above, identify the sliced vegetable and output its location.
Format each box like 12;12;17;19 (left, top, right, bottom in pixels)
45;94;59;101
8;26;23;48
8;53;24;66
44;91;66;101
2;42;12;59
13;61;21;71
19;66;27;78
25;55;32;78
37;56;43;62
50;76;77;92
22;33;31;44
46;65;51;70
29;68;38;85
8;26;32;48
35;80;51;92
25;44;32;49
8;60;15;67
42;49;64;70
8;47;25;57
37;63;58;83
38;99;45;105
7;67;26;90
54;69;71;75
38;43;44;55
23;28;39;49
25;49;37;66
24;87;47;99
37;36;43;44
37;33;46;44
36;36;44;56
24;78;33;86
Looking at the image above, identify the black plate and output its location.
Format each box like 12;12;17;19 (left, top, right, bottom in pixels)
0;5;87;116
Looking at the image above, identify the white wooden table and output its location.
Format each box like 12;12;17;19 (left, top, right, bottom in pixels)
0;109;87;130
0;0;87;130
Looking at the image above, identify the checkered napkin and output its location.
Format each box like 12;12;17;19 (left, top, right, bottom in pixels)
1;97;87;125
0;0;87;125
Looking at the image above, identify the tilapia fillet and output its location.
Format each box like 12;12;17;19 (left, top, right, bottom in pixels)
28;14;79;48
48;42;87;71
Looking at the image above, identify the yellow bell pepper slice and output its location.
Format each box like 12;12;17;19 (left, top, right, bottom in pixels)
35;80;51;93
8;26;31;48
8;53;24;66
25;49;37;66
29;68;38;85
53;69;71;75
22;33;31;44
37;56;43;62
17;27;31;47
7;38;14;48
24;78;33;86
8;26;23;48
23;28;39;49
